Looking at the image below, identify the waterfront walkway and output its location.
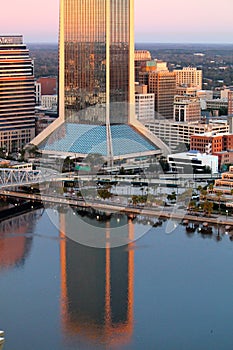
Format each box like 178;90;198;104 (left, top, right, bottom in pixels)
1;189;232;227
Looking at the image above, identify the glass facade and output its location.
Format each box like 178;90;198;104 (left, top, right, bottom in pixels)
62;0;132;125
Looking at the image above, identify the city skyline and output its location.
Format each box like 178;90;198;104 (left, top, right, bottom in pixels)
0;0;232;44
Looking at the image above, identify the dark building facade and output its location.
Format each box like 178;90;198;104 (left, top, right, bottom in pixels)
0;35;35;152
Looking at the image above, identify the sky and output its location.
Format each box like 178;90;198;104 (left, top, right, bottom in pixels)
0;0;233;44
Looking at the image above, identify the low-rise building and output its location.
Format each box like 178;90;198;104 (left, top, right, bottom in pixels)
144;119;229;151
191;133;233;154
206;99;228;111
213;151;233;170
214;166;233;194
167;150;218;174
41;95;57;110
174;95;201;122
176;86;198;97
196;90;214;109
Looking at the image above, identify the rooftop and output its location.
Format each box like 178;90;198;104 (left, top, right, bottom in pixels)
39;123;158;158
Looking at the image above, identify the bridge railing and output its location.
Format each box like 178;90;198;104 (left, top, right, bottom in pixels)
0;168;42;187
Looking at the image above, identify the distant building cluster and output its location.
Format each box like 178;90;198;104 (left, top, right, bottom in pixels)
134;49;233;171
0;16;233;173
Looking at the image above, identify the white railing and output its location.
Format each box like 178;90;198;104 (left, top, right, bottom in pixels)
0;168;42;188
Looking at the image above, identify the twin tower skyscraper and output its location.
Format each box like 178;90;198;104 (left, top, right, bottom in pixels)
33;0;168;160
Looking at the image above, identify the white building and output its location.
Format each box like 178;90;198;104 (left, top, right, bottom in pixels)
41;95;57;110
135;93;155;121
35;81;41;105
144;119;229;151
167;150;218;174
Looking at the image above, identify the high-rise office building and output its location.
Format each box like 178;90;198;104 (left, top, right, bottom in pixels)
60;0;134;126
33;0;169;159
134;50;151;83
174;67;202;90
148;71;176;119
0;35;35;153
135;84;154;121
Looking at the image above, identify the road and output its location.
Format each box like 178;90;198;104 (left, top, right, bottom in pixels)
1;189;232;227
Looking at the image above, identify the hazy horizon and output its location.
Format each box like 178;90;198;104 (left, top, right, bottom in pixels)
0;0;232;44
27;41;233;45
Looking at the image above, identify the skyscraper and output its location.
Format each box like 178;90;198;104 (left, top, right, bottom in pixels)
59;0;134;125
148;70;176;119
0;35;35;153
33;0;169;160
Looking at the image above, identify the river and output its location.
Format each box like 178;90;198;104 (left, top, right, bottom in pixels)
0;207;233;350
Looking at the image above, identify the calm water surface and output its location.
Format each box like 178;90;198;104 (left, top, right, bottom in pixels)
0;208;233;350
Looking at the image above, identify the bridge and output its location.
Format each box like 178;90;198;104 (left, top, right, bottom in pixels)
0;168;77;189
0;166;210;190
0;168;42;188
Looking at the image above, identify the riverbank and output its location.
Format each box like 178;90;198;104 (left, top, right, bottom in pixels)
1;189;232;227
0;200;43;222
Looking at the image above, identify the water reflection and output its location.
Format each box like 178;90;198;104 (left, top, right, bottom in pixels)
0;211;41;270
59;213;134;347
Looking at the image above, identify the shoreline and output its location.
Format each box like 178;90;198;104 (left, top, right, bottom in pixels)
0;190;232;227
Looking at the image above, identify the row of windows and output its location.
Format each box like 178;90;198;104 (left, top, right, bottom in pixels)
0;97;35;104
169;157;202;165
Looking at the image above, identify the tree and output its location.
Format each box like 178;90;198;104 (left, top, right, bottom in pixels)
62;156;75;172
167;191;176;202
132;195;139;206
18;148;26;161
159;156;169;172
208;183;214;193
97;188;112;200
215;190;224;213
188;200;196;213
203;165;211;174
203;200;213;217
25;144;40;158
119;166;126;175
200;189;207;200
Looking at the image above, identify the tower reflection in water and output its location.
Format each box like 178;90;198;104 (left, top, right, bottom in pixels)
60;213;134;346
0;211;39;271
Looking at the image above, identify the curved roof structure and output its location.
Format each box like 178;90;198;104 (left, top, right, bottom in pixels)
39;123;159;158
